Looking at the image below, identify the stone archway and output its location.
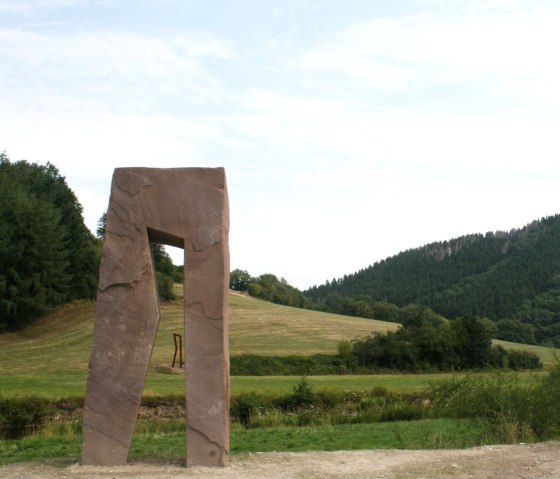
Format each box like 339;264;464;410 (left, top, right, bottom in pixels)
81;167;230;467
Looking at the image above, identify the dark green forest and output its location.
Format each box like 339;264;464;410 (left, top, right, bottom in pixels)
305;215;560;347
0;154;181;332
0;153;99;331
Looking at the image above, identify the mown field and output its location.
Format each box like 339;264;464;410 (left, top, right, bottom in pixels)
0;292;557;398
0;292;400;398
0;293;398;375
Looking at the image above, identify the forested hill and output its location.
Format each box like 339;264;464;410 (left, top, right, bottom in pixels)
304;214;560;347
0;153;181;333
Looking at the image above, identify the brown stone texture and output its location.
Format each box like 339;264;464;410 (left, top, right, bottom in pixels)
82;167;230;467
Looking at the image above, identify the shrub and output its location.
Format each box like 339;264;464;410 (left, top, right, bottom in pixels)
230;354;349;375
531;366;560;438
505;350;543;370
291;377;314;408
378;403;426;422
428;367;560;443
0;397;53;439
337;340;352;359
276;377;315;411
230;392;269;426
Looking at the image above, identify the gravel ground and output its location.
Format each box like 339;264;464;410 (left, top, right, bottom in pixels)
1;442;559;479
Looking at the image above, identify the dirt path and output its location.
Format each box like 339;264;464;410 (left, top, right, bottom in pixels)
1;442;559;479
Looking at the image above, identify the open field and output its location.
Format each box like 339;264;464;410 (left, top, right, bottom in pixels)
0;370;548;398
1;294;559;474
494;338;559;365
0;293;557;399
0;293;398;376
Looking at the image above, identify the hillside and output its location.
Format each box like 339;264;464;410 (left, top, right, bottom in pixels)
305;214;560;347
0;293;398;376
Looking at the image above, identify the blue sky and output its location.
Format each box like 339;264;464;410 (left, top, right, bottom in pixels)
1;0;559;289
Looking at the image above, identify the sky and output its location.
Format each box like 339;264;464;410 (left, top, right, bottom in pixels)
1;0;559;290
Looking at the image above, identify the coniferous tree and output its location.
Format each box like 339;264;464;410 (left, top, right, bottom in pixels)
0;153;98;331
305;215;560;346
2;156;99;300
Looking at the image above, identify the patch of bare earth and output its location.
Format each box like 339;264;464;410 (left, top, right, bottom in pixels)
1;443;559;479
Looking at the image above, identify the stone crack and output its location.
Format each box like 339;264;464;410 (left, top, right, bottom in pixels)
83;422;128;449
188;424;227;453
185;301;224;322
98;280;140;293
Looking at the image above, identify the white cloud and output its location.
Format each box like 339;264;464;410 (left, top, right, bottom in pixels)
297;3;560;111
0;28;235;115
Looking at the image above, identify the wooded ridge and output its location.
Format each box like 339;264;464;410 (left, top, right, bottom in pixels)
304;215;560;347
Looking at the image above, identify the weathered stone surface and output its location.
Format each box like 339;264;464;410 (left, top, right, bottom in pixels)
82;167;229;467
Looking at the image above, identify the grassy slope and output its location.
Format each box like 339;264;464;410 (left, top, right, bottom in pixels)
0;300;95;376
493;339;559;366
0;293;398;376
0;293;556;398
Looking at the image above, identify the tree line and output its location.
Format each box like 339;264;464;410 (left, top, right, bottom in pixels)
344;306;541;372
305;215;560;347
0;154;182;332
230;269;311;308
229;305;542;375
0;153;99;331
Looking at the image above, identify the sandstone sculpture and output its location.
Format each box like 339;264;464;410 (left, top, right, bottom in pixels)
82;167;230;467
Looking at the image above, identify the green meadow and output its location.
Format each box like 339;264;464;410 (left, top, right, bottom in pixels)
0;293;555;398
0;293;556;397
1;293;559;465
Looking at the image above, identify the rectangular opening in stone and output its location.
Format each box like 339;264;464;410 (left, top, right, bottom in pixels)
147;227;185;249
136;237;187;458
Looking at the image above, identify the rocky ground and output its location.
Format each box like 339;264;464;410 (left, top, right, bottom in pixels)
1;442;559;478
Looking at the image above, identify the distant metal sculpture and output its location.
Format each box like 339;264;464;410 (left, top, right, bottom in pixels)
172;333;183;369
82;167;230;467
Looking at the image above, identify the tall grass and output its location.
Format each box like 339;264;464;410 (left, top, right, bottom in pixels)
230;379;428;429
429;366;560;443
0;418;490;466
2;369;560;465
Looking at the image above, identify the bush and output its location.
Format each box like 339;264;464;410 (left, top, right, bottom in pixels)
229;380;432;430
378;403;426;422
428;367;560;443
337;340;352;360
531;366;560;438
0;397;53;439
230;392;270;426
505;350;543;370
0;396;87;439
287;377;314;409
349;316;543;372
230;354;351;375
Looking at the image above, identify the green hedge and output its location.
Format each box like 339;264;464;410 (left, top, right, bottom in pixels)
230;354;357;375
230;348;542;376
0;396;83;439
